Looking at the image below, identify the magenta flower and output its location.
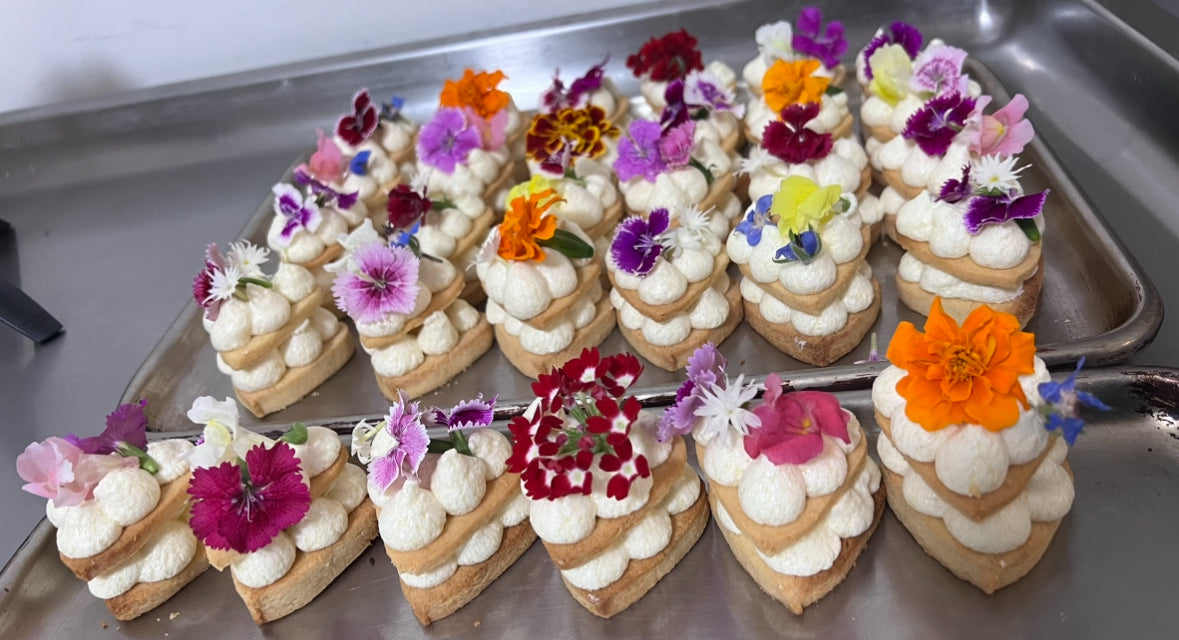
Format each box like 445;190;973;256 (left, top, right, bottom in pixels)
910;45;969;96
614;120;668;182
429;394;497;432
964;189;1049;234
16;437;137;507
336;89;379;148
192;243;228;321
67;400;148;454
793;7;847;70
188;443;311;553
938;164;974;203
862;21;923;79
762;102;833;164
658;343;728;442
468;107;509;151
417;108;481;174
610;208;670;276
745;374;850;465
542;59;607;112
332;243;419;323
969;94;1035;157
370;400;430;491
902;92;976;156
659;120;695;169
271;183;323;248
292;165;359;210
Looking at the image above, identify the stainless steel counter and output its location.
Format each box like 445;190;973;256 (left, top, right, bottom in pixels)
1;0;1176;598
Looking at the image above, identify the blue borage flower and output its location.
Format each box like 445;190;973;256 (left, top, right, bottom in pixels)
1037;357;1110;446
773;228;822;264
349;150;372;176
735;194;774;246
381;95;406;122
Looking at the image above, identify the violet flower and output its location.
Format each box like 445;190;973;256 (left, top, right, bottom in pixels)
661;80;690;129
416;108;481;174
188;442;311;553
331;243;420;323
862;21;923;79
65;400;158;473
614;120;668;182
1038;357;1110;446
902;92;976;156
611;209;670;276
370;400;430;491
734;194;774;246
271;183;323;248
542;59;607;112
659;120;695;169
910;45;969;97
292;166;359;210
793;7;847;70
964;188;1049;234
938;164;974;203
658;343;729;442
684;70;745;118
429;394;497;432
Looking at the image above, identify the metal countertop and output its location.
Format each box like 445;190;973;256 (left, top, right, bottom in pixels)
1;0;1177;570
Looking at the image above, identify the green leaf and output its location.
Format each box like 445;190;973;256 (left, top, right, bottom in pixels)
427;438;455;454
1015;218;1041;242
408;235;422;258
280;422;308;445
431;199;457;212
537;228;595;259
688;158;715;186
825;85;845;96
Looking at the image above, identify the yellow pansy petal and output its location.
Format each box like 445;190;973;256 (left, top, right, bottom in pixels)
868;44;912;107
798;184;842;224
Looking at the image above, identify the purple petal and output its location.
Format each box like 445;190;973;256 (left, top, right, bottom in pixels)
443;395;497;431
963;190;1047;234
648;208;671;235
370;454;402;491
797;7;822;36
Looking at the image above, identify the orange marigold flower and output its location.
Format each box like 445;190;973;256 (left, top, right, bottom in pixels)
526;106;619;165
886;297;1036;432
440;69;510;121
762;59;830;113
497;188;562;261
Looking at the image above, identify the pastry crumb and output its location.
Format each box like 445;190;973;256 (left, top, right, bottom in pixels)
169;612;180;620
474;620;481;627
100;622;108;630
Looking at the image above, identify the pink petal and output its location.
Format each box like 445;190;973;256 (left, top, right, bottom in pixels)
793;391;850;443
762;373;784;406
993;119;1034;157
761;434;825;465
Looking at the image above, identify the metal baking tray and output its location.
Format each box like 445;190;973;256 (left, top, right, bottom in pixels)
119;13;1160;435
7;365;1177;638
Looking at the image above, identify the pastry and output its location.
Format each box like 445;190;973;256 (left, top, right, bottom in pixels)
415;69;521;209
727;176;880;366
742;8;849;93
15;401;209;620
738;101;882;240
327;220;492;400
662;343;883;614
524;105;623;242
193;241;354;418
185;397;377;624
507;348;708;618
355;394;536;625
613;115;741;227
872;299;1107;593
539;59;630;127
329;89;411;210
475;186;612;378
606;206;742;371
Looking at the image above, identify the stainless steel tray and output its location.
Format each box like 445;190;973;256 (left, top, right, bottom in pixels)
119;18;1160;435
8;366;1178;638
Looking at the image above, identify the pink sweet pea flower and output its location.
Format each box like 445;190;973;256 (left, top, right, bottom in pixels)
970;94;1035;157
17;437;136;507
308;129;346;184
745;374;850;465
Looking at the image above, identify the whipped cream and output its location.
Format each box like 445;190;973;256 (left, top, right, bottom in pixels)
618;139;732;213
232;531;296;589
895;191;1036;268
486;278;602;356
420;147;510;200
87;520;197;598
740;266;875;337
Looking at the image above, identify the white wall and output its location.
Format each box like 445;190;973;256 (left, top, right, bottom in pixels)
0;0;654;115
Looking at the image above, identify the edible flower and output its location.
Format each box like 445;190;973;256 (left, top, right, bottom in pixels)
336;89;379;148
854;332;883;364
66;400;159;474
762;102;833;164
866;44;913;106
188;442;311;553
626;29;703;82
887;297;1037;432
440;68;510;121
497;188;561;261
862;21;923;80
792;7;847;70
292;161;359;211
613;119;695;183
331;243;420;323
755;21;795;62
1038;357;1110;446
380;94;406;122
307;129;346;184
371;398;431;491
416;108;482;174
937;160;1049;239
526;106;618;175
968;94;1035;157
185;396;273;470
542;60;608;112
610;208;670;276
192;242;272;321
734;194;774;247
910;44;969;97
506;348;648;501
902;91;977;156
271;183;323;248
681;70;745;119
661;342;761;445
226;241;269;277
16;437;137;507
762;59;830;113
348;150;371;176
746;374;849;465
772;228;822;264
771;175;843;236
386;183;431;232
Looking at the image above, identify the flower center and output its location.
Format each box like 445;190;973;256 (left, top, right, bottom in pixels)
800;416;813;434
944;345;985;383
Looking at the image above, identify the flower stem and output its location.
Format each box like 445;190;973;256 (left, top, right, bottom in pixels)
427;438;454;454
689;158;715;185
450;429;473;456
1015;218;1041;242
238;277;273;289
431;199;457;212
117;442;160;474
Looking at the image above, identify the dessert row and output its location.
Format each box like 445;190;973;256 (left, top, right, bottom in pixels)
16;298;1106;625
193;7;1048;418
